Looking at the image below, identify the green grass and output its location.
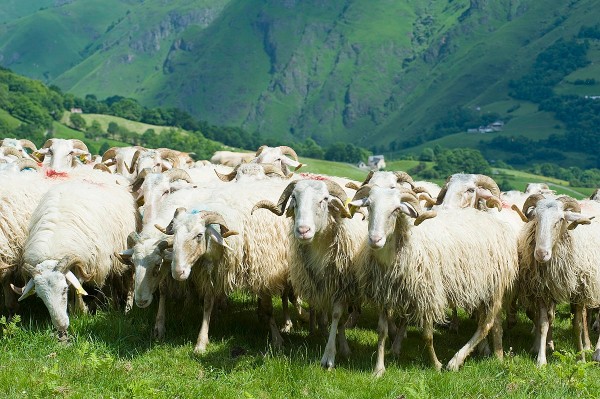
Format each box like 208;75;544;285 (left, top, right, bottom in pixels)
61;112;176;136
0;108;22;129
2;296;600;398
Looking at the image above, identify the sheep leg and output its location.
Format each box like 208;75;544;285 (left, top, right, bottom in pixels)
123;269;135;314
373;310;388;377
423;322;442;370
387;315;398;341
321;301;344;370
536;301;551;366
2;278;18;319
547;303;555;352
280;290;293;333
391;317;408;357
447;303;498;371
491;312;504;360
573;304;585;361
449;306;459;333
153;281;167;340
260;293;283;351
194;293;214;354
506;296;518;329
582;307;591;351
344;303;361;329
295;296;310;323
337;314;351;359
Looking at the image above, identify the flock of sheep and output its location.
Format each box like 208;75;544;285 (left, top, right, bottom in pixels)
1;137;600;376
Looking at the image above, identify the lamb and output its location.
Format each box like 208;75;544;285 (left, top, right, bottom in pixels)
16;177;139;339
513;194;600;365
349;185;518;374
159;178;298;353
252;178;367;369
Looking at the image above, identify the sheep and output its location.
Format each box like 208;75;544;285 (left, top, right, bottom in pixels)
513;194;600;365
0;138;37;161
210;150;255;167
252;178;367;369
525;183;555;195
34;138;91;172
349;185;518;374
252;145;305;176
125;148;184;177
159;178;298;353
590;189;600;202
16;176;139;339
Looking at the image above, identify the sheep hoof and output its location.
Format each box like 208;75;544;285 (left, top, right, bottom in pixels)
194;343;208;355
320;356;335;370
477;340;492;357
592;349;600;362
372;367;385;378
153;325;165;341
547;341;555;352
446;358;460;371
57;330;70;344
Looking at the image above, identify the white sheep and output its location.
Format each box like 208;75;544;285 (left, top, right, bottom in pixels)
349;185;518;374
252;178;367;369
210;150;255;167
0;138;38;161
34;138;91;172
514;194;600;365
160;178;298;353
251;145;305;176
17;176;139;339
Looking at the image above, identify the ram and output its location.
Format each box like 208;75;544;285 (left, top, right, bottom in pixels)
350;185;518;374
514;194;600;365
253;178;367;369
210;150;255;167
17;177;139;339
34;138;91;172
160;178;297;353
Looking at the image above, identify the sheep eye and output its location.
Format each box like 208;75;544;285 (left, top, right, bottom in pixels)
467;188;475;193
196;233;203;240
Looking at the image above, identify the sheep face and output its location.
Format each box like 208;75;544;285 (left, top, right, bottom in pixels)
39;139;88;172
253;146;301;175
367;171;398;189
131;239;170;308
170;211;231;281
439;174;499;210
352;187;418;249
31;261;70;332
289;180;338;242
136;151;163;175
530;199;589;263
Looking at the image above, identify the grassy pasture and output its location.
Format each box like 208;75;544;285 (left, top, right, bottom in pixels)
1;295;599;398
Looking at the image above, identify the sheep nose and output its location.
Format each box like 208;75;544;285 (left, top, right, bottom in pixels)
173;269;189;281
369;235;384;247
297;226;311;236
136;299;150;308
535;248;551;263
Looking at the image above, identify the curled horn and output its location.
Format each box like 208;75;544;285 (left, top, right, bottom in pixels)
94;163;112;173
351;185;371;202
511;204;529;223
2;147;23;158
131;168;153;192
17;159;41;171
394;171;414;188
557;196;581;213
158;149;181;168
19;139;37;152
157;236;174;251
360;170;375;187
345;181;361;191
70;139;88;153
126;149;142;175
155;207;185;235
435;176;452;205
323;180;352;218
475;174;501;197
164;168;193;184
102;147;118;163
255;145;268;157
200;211;238;238
521;194;545;220
279;146;299;161
261;164;286;178
215;164;241;182
251;181;297;216
42;139;55;149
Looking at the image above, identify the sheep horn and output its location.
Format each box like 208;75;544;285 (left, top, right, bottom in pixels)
345;182;361;191
126;149;142;175
164;168;193;184
323;180;348;202
557;196;581;213
435;177;452;205
93;163;112;173
17;279;36;302
158;149;181;168
261;164;286;178
131;168;153;192
127;231;141;248
19;139;37;152
352;185;372;202
568;217;594;230
511;204;529;223
199;211;239;238
360;170;375;186
255;145;268;157
418;193;437;208
42;139;55;149
522;194;545;220
17;159;41;171
157;236;174;251
215;165;240;182
474;174;501;197
415;210;437;226
102;147;118;163
70;139;88;153
65;270;88;296
486;197;503;211
279;146;299;161
394;171;415;188
2;147;23;158
155;224;168;235
251;181;297;216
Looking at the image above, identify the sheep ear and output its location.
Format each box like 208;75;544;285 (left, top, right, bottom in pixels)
115;249;134;265
349;198;368;208
207;225;233;250
397;203;418;218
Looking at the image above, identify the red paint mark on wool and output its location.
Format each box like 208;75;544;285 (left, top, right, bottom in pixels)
299;173;329;181
45;169;69;179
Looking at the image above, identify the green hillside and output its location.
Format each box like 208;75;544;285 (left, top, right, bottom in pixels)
1;0;599;159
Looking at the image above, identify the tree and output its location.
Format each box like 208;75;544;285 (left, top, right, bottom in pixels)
69;113;86;131
85;120;104;140
98;141;111;156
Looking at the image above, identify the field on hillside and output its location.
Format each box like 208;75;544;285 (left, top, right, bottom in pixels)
61;112;175;136
2;295;599;398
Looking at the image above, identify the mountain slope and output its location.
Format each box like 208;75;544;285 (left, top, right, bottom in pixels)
0;0;598;152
